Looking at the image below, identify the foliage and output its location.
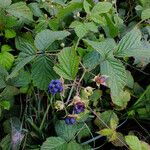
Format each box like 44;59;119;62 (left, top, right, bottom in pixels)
0;0;150;149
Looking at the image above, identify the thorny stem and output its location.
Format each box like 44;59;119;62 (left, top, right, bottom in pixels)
65;82;75;104
60;95;68;115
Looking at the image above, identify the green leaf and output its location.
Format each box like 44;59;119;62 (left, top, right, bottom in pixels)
55;120;79;142
31;55;57;90
83;51;101;70
6;2;33;21
133;85;150;108
28;2;44;17
0;101;10;110
141;8;150;20
54;47;80;80
0;0;11;8
67;141;84;150
125;135;142;150
110;118;118;130
49;2;82;30
91;2;112;15
84;22;98;33
141;141;150;150
139;0;150;8
84;39;116;58
0;78;6;89
1;45;12;52
103;14;119;38
12;69;31;87
7;56;35;79
0;134;11;150
34;29;70;51
115;28;150;58
94;110;119;129
0;65;8;78
35;20;48;33
89;90;102;102
15;36;36;56
70;22;98;39
126;70;134;89
100;57;127;97
83;0;91;14
99;128;114;136
4;29;16;39
41;137;66;150
0;49;14;70
7;37;36;79
74;24;87;39
112;90;131;110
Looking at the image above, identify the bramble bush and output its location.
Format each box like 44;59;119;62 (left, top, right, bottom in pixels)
0;0;150;149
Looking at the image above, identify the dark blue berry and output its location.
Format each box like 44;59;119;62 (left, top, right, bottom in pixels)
48;79;63;95
65;118;70;124
73;102;85;114
69;117;76;124
65;117;76;125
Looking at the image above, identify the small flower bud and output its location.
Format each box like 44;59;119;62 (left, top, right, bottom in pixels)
84;86;94;97
76;12;80;17
60;43;65;48
73;95;81;103
54;101;64;110
73;15;77;19
93;75;108;87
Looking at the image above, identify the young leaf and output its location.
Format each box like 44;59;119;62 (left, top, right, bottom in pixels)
0;101;10;110
111;90;131;110
74;24;87;39
34;29;70;51
94;110;119;129
141;8;150;20
6;2;33;21
54;47;80;80
100;57;127;97
125;135;142;150
41;137;67;150
0;48;14;70
4;29;16;39
99;128;114;136
91;2;112;15
83;0;91;14
31;55;57;90
103;14;119;38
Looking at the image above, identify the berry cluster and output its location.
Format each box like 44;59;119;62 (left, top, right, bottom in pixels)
65;116;76;125
65;99;85;125
48;79;63;95
73;102;85;114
